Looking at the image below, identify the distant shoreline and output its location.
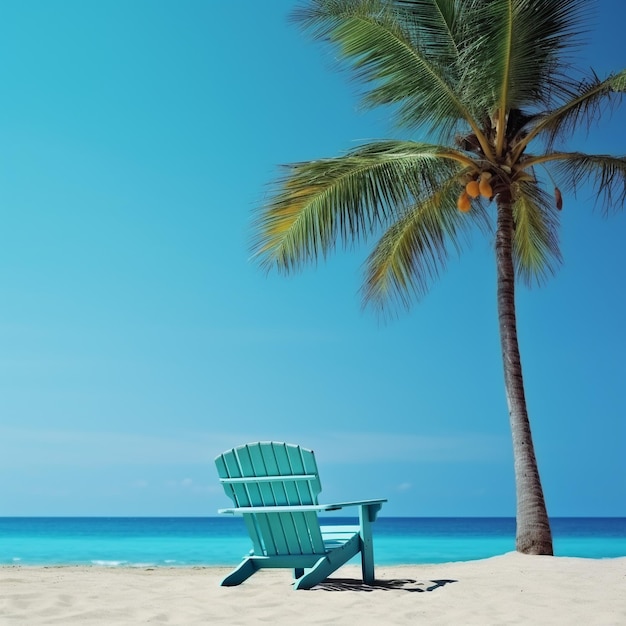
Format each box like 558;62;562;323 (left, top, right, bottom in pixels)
2;517;625;567
3;548;626;568
3;551;626;569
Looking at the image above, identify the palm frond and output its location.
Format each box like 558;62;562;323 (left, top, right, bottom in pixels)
525;153;626;215
516;69;626;156
394;0;467;63
611;67;626;92
362;175;490;311
511;182;562;286
292;0;479;140
253;141;467;271
461;0;588;125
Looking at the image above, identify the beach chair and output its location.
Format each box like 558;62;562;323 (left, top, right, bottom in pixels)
215;441;386;590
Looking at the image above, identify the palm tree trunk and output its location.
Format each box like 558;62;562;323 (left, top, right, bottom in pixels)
495;192;553;555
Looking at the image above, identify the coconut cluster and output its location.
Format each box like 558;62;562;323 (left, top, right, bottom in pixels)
457;172;493;212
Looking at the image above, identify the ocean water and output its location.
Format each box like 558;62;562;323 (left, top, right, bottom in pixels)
1;517;624;567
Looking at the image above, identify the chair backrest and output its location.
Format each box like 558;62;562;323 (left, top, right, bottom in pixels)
215;442;326;556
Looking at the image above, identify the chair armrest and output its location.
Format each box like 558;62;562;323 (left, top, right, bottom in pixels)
321;499;387;510
322;499;387;522
218;498;386;520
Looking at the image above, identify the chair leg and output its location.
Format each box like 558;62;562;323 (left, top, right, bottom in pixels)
359;506;376;584
293;556;332;590
294;568;305;579
220;558;258;586
294;533;361;590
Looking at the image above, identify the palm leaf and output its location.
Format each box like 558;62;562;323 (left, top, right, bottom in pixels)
461;0;588;151
515;69;626;156
362;175;490;310
611;68;626;92
253;141;467;271
511;182;562;285
293;0;481;141
525;153;626;215
394;0;467;63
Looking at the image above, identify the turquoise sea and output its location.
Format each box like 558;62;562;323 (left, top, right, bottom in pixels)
1;517;624;567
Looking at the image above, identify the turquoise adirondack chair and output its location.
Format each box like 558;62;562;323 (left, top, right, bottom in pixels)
215;442;386;590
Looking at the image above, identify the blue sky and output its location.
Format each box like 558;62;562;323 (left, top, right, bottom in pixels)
1;1;624;518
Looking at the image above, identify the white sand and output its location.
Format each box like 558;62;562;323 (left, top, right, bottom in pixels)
1;552;625;625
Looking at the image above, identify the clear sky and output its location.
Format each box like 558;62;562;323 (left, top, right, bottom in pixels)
1;1;624;518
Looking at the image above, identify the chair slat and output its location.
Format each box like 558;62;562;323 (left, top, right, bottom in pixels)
219;475;316;484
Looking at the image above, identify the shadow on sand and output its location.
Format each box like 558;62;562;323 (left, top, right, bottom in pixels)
312;578;457;593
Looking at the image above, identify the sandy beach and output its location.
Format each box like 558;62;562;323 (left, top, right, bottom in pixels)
1;552;624;625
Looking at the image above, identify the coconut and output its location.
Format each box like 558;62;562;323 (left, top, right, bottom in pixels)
555;187;563;210
479;172;493;199
457;191;471;212
465;180;480;198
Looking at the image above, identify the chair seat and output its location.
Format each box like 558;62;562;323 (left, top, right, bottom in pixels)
321;525;360;549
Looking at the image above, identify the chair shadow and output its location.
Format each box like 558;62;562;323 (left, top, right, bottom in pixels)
313;578;458;593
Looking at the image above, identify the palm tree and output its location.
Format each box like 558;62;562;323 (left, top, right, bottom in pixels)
252;0;626;554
